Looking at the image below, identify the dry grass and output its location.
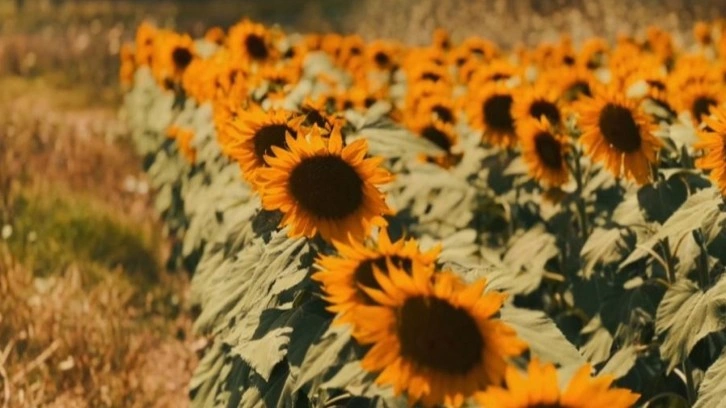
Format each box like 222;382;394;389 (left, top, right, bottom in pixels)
0;247;196;408
0;72;197;407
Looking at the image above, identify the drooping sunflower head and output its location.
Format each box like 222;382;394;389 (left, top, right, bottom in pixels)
351;267;528;407
313;228;440;324
227;19;276;63
518;117;570;187
576;89;661;184
220;106;298;181
256;126;393;242
468;82;518;148
475;359;640;408
694;105;726;195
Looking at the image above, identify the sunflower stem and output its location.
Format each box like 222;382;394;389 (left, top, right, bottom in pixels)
571;148;590;240
683;359;696;405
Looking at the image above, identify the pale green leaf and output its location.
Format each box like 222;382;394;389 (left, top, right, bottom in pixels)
694;350;726;408
500;306;585;367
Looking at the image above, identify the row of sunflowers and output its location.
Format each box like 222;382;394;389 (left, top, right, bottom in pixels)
121;18;726;407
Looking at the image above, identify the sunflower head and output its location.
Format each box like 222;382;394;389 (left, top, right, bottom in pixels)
518;117;570;187
204;26;226;46
313;228;440;324
220;106;299;181
576;89;661;184
513;84;564;127
468;82;518;148
351;267;527;407
695;106;726;195
227;19;277;62
475;359;640;408
256;126;393;242
134;21;157;66
671;81;724;126
151;30;196;85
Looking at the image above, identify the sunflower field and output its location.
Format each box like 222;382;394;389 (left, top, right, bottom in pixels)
121;19;726;408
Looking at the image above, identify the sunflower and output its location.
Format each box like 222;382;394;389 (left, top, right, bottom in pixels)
289;97;336;130
518;117;569;187
366;40;400;71
313;228;439;325
256;126;393;242
576;89;661;184
577;37;609;70
407;61;451;85
119;43;136;87
694;21;713;46
432;28;451;50
227;19;276;63
543;66;598;103
134;21;157;66
221;106;298;180
151;30;196;86
413;94;457;124
512;84;563;127
351;266;527;407
204;26;226;46
695;106;726;195
671;81;724;126
469;58;520;87
474;359;640;408
467;82;518;147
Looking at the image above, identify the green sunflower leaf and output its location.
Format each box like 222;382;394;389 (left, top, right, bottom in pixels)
620;187;726;270
656;275;726;372
694;349;726;408
500;306;585;367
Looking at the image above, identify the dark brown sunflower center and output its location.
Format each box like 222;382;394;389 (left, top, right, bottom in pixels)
422;72;441;82
302;109;329;128
354;255;412;304
646;79;666;92
253;124;295;162
563;55;576;65
397;296;483;374
692;96;717;122
374;52;391;67
421;126;452;151
288;155;364;220
171;47;193;70
245;34;269;60
432;105;454;123
483;94;515;133
490;73;510;81
597;103;642;153
529;100;561;124
566;81;592;100
534;132;564;169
